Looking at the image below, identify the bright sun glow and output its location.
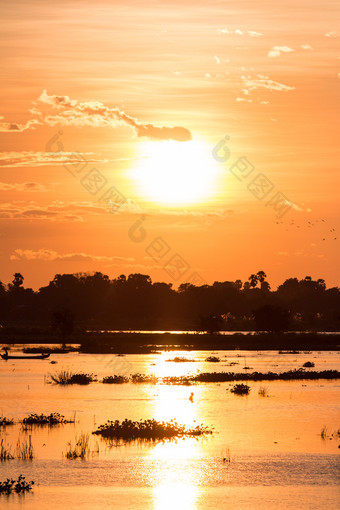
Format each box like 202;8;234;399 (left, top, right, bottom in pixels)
134;140;220;206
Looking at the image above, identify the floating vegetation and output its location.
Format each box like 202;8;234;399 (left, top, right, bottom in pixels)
0;475;34;495
303;361;315;368
205;356;220;362
16;436;34;460
230;383;251;395
65;433;90;459
49;370;96;385
102;375;129;384
258;386;269;397
0;439;14;461
0;417;14;427
93;418;213;441
278;350;300;354
22;412;74;426
165;357;195;363
186;369;340;383
47;369;340;387
131;373;158;384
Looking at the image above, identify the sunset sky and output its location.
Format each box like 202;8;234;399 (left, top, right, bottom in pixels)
1;0;339;290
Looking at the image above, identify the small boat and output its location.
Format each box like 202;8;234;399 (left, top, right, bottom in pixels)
1;349;50;360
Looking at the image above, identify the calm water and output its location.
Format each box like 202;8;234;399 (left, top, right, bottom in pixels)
0;350;339;509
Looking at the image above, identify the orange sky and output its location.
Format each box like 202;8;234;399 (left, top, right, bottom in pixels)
0;0;339;290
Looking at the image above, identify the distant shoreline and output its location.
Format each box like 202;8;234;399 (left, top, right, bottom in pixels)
1;330;339;352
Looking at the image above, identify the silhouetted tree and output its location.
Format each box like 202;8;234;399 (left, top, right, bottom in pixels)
253;305;290;332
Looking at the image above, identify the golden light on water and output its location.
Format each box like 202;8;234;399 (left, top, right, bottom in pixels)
153;482;199;510
132;140;220;206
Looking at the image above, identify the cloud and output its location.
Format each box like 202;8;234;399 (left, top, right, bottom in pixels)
214;55;221;65
236;97;252;103
10;248;134;263
242;74;295;92
268;46;294;58
0;182;48;192
218;29;263;37
37;91;192;142
301;44;314;51
325;31;339;37
0;151;104;168
0;117;41;133
0;201;85;222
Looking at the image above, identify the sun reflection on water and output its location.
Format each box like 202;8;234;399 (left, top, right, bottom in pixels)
153;481;199;510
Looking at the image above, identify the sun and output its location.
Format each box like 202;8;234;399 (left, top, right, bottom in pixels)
132;139;220;206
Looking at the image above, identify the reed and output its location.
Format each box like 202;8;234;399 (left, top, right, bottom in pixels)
16;436;34;460
258;386;269;397
0;439;14;461
66;433;90;459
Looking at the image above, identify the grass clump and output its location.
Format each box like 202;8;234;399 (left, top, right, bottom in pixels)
131;373;158;384
0;417;14;427
165;357;195;363
258;386;269;397
0;439;14;461
230;383;251;395
303;361;315;368
0;475;34;495
16;436;34;460
205;356;220;363
65;433;90;459
93;418;213;441
102;375;129;384
50;370;96;385
22;412;74;426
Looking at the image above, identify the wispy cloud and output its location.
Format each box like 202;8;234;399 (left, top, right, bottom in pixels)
268;46;295;58
0;151;103;168
0;182;48;192
10;248;134;263
241;74;296;92
325;31;339;38
236;97;252;103
218;28;263;37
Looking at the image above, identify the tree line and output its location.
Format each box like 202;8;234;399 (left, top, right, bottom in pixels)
0;271;339;333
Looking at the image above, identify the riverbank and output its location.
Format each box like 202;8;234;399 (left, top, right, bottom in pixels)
0;329;339;352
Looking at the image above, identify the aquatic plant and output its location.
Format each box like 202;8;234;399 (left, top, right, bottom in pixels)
65;433;90;459
102;375;129;384
22;412;74;426
131;373;158;384
0;439;14;461
93;418;213;441
50;370;96;385
16;436;34;460
230;383;251;395
302;361;315;368
165;357;195;363
258;386;269;397
205;356;220;362
0;417;14;427
0;475;34;495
